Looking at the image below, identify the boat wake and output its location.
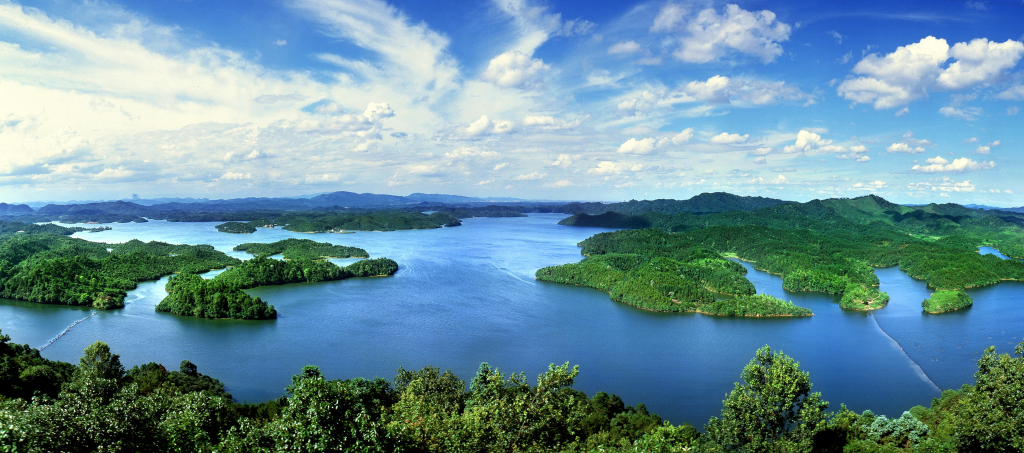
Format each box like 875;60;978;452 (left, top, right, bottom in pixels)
493;263;533;285
869;312;941;392
40;311;97;351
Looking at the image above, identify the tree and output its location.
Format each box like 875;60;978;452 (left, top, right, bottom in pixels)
941;340;1024;452
78;341;124;381
704;345;829;453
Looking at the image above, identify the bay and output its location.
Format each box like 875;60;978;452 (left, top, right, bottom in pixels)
1;214;1021;426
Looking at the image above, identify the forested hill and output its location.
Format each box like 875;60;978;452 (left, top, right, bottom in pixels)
559;192;791;217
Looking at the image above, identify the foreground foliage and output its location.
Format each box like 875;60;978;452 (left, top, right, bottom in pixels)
2;329;1023;452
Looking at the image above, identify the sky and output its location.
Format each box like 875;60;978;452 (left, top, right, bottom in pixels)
1;0;1023;205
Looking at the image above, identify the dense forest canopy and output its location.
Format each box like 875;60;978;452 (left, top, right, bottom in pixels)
2;328;1022;452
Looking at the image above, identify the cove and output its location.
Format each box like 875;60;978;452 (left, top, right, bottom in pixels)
1;214;1021;427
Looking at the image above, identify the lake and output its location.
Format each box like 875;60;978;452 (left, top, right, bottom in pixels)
1;214;1022;426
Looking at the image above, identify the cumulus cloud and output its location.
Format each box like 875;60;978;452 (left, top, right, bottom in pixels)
618;138;659;154
856;155;871;162
886;143;926;153
837;37;1024;109
974;140;1001;154
671;128;695;144
709;132;749;144
480;50;551;89
653;4;791;64
463;115;515;136
783;130;846;153
754;156;767;164
911;156;996;173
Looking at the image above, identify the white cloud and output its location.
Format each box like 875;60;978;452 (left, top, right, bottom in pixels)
853;180;886;190
974;140;1001;154
520;115;583;131
886;143;926;153
964;137;978;143
856;155;871;162
656;4;791;64
513;171;546;180
754;156;766;164
588;161;643;175
938;105;982;120
480;50;550;89
838;36;1024;109
493;162;509;171
783;130;846;153
937;38;1024;90
551;154;578;168
907;177;976;192
751;147;772;155
709;132;749;144
651;3;689;32
1008;106;1020;115
617;137;658;154
671;128;695;144
999;84;1024;100
911;156;996;173
608;41;641;55
274;39;287;46
850;145;869;153
747;174;790;185
544;179;572;188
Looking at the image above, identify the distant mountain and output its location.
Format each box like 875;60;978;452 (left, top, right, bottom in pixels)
561;192;792;216
0;203;32;215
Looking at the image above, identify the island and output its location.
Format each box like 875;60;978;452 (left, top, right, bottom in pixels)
233;238;369;260
555;195;1024;314
157;256;399;320
0;220;398;320
922;289;973;313
536;229;812;317
215;221;257;234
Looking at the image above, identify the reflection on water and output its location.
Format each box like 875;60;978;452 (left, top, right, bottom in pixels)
0;216;1021;426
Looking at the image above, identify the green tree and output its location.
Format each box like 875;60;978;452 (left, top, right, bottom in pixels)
78;341;125;381
704;345;829;453
940;340;1024;452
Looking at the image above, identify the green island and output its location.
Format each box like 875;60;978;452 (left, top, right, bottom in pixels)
216;221;258;234
922;289;974;314
0;220;398;320
555;195;1024;314
0;226;241;309
157;256;399;320
536;229;811;317
3;327;1022;452
233;238;369;260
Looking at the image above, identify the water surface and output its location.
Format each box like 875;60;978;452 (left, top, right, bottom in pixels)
2;215;1022;426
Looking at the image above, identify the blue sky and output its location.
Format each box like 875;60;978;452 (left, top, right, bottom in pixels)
1;0;1022;205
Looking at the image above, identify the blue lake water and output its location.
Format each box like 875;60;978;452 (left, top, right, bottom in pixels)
1;215;1022;426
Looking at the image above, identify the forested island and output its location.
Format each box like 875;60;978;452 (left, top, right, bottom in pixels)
554;195;1024;315
2;328;1021;452
157;256;398;320
234;238;369;260
922;289;974;314
0;227;241;309
0;220;398;319
536;229;810;317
